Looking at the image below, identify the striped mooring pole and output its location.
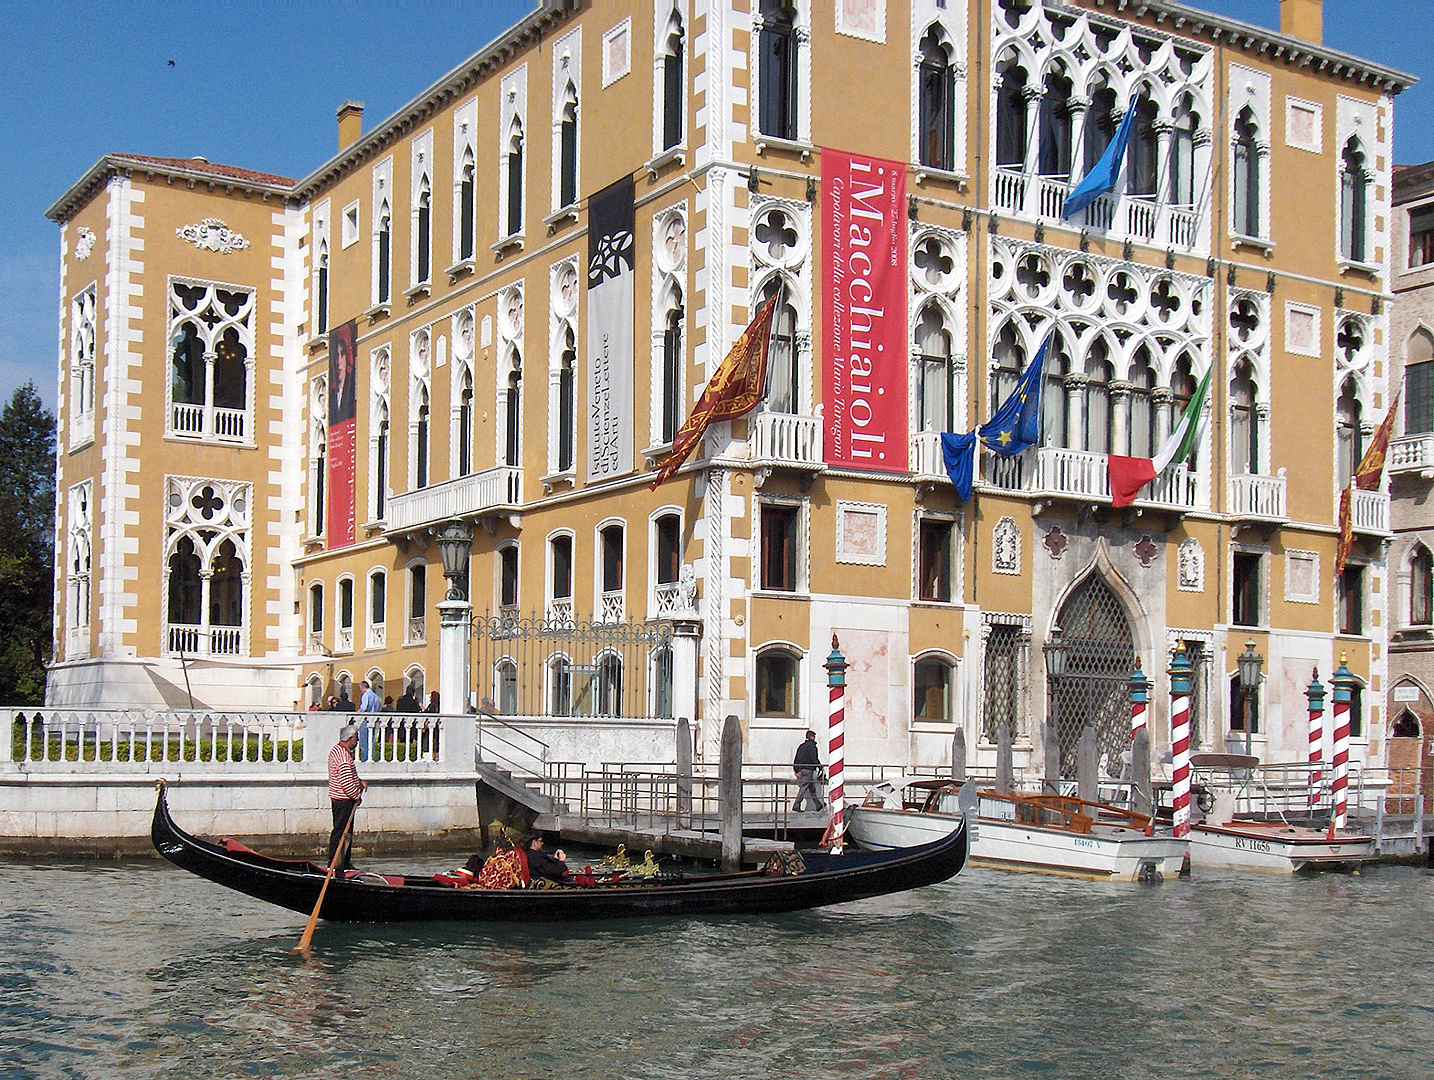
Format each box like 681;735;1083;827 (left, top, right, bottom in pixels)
1306;669;1326;810
1129;665;1149;742
1169;644;1193;839
1331;655;1356;833
825;635;848;852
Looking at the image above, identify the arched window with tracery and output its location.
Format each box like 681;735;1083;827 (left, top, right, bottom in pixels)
167;280;254;442
757;0;798;140
558;81;578;210
995;63;1028;169
375;200;392;305
1127;92;1159;197
1411;545;1433;626
415;173;432;285
916;302;954;432
1233;107;1260;238
760;277;799;414
1336;376;1363;489
506;117;525;238
1128;347;1157;458
1229;360;1258;476
1171;96;1198;208
1405;328;1434;435
1084;86;1117;173
558;327;576;472
661;6;685;152
1340;137;1370;263
163;477;250;658
1038;69;1072;179
919;27;956;171
1082;339;1114;454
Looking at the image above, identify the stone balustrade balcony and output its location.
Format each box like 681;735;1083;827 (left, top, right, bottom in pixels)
385;466;522;532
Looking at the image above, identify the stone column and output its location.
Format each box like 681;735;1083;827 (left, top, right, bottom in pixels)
1065;374;1088;451
1066;96;1091;184
1110;381;1133;457
438;598;471;717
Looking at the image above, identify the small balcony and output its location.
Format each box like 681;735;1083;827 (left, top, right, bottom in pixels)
980;447;1197;511
170;402;248;443
748;412;823;473
911;431;948;481
1228;473;1287;525
599;590;624;624
405;616;426;646
385;465;522;532
990;168;1204;252
65;626;90;660
1350;488;1391;536
367;622;386;650
1389;434;1434;478
167;624;244;657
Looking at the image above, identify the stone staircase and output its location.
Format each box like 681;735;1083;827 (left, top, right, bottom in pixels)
475;760;561;817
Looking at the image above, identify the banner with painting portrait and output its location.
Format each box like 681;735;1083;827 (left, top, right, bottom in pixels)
586;175;635;481
327;319;357;548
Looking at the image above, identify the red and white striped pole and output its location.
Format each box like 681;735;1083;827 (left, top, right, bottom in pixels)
1130;665;1148;742
1330;655;1355;834
824;635;848;853
1168;644;1193;838
1306;669;1326;810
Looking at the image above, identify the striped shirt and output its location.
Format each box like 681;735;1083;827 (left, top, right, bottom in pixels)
327;741;363;801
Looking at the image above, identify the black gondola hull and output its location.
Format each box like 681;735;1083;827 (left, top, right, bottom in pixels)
150;785;966;923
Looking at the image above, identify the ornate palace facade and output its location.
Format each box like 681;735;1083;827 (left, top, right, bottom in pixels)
46;0;1412;775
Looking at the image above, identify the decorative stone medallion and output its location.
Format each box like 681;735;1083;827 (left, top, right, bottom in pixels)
993;517;1021;575
1134;534;1159;568
74;227;96;262
1177;537;1205;592
175;218;251;254
1043;525;1068;560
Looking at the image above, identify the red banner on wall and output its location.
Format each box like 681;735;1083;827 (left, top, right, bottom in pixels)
822;148;908;472
327;319;358;548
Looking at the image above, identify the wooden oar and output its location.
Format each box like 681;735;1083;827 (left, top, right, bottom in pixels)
293;804;356;955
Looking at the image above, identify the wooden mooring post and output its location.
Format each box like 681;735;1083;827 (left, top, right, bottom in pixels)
676;717;693;829
719;714;743;871
951;729;966;781
1077;726;1099;803
996;723;1014;793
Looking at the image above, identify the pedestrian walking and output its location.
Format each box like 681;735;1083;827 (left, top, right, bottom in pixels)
792;729;825;812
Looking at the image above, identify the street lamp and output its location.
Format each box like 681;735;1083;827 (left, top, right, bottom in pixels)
1043;625;1068;790
1237;638;1264;756
436;519;473;601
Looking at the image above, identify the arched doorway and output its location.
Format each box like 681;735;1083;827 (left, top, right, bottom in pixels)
1053;575;1136;777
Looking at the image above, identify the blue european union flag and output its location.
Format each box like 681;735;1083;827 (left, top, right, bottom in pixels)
978;336;1049;457
940;432;977;503
1062;104;1137;219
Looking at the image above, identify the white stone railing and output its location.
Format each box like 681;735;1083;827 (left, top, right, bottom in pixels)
993;168;1028;215
547;598;573;626
168;624;245;658
1228;473;1287;520
1351;488;1390;534
386;465;522;531
1035;447;1109;499
213;407;246;440
652;582;684;616
66;627;90;660
1035;175;1068;219
406;616;426;645
171;402;204;435
335;626;354;653
1126;197;1158;242
1389;434;1434;474
749;411;822;468
2;709;473;772
600;591;624;624
1169;206;1199;249
992;167;1203;250
368;622;386;650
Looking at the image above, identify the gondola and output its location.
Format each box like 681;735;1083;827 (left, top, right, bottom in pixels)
150;783;967;923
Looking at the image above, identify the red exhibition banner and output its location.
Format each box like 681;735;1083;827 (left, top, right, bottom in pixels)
327;319;358;548
821;148;908;472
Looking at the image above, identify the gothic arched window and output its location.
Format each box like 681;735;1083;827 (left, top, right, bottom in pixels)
919;27;956;171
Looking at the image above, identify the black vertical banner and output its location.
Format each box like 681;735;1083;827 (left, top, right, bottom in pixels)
586;175;635;481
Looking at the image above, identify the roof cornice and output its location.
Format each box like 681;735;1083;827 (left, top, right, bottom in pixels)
291;0;577;202
46;154;296;224
1080;0;1417;94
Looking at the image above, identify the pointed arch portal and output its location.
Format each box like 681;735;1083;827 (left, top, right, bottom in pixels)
1053;575;1135;777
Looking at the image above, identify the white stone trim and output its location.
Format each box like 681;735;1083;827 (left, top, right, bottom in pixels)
1285;95;1323;153
835;500;887;565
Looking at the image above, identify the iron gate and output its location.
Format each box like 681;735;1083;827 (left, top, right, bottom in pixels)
1052;576;1135;778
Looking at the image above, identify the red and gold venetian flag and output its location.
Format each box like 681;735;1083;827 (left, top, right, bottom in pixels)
1336;391;1399;574
649;294;780;490
1355;391;1400;491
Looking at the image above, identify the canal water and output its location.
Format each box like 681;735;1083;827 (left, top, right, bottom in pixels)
2;855;1431;1079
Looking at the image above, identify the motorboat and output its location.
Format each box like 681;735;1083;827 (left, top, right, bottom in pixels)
848;777;1187;882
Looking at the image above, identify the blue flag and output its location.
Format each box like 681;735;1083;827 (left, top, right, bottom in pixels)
1062;104;1137;219
940;432;977;503
979;336;1049;456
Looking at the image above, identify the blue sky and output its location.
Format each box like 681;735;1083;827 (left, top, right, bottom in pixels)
1;1;1430;409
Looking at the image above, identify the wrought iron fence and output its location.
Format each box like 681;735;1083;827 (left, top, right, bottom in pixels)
470;610;676;720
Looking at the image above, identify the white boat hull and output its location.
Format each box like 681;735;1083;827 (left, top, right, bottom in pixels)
848;806;1187;882
1187;823;1375;874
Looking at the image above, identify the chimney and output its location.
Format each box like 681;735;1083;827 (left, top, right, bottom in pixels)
337;100;365;151
1279;0;1321;44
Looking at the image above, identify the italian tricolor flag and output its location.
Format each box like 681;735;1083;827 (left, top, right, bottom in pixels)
1108;367;1213;508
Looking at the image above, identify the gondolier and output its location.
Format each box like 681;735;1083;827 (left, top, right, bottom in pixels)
327;724;367;871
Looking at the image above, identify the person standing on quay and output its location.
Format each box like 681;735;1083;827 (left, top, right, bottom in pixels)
359;680;381;713
792;729;825;812
327;724;367;870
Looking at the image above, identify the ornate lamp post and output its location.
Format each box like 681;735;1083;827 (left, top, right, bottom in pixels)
435;519;473;715
1042;625;1068;792
1237;639;1264;757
